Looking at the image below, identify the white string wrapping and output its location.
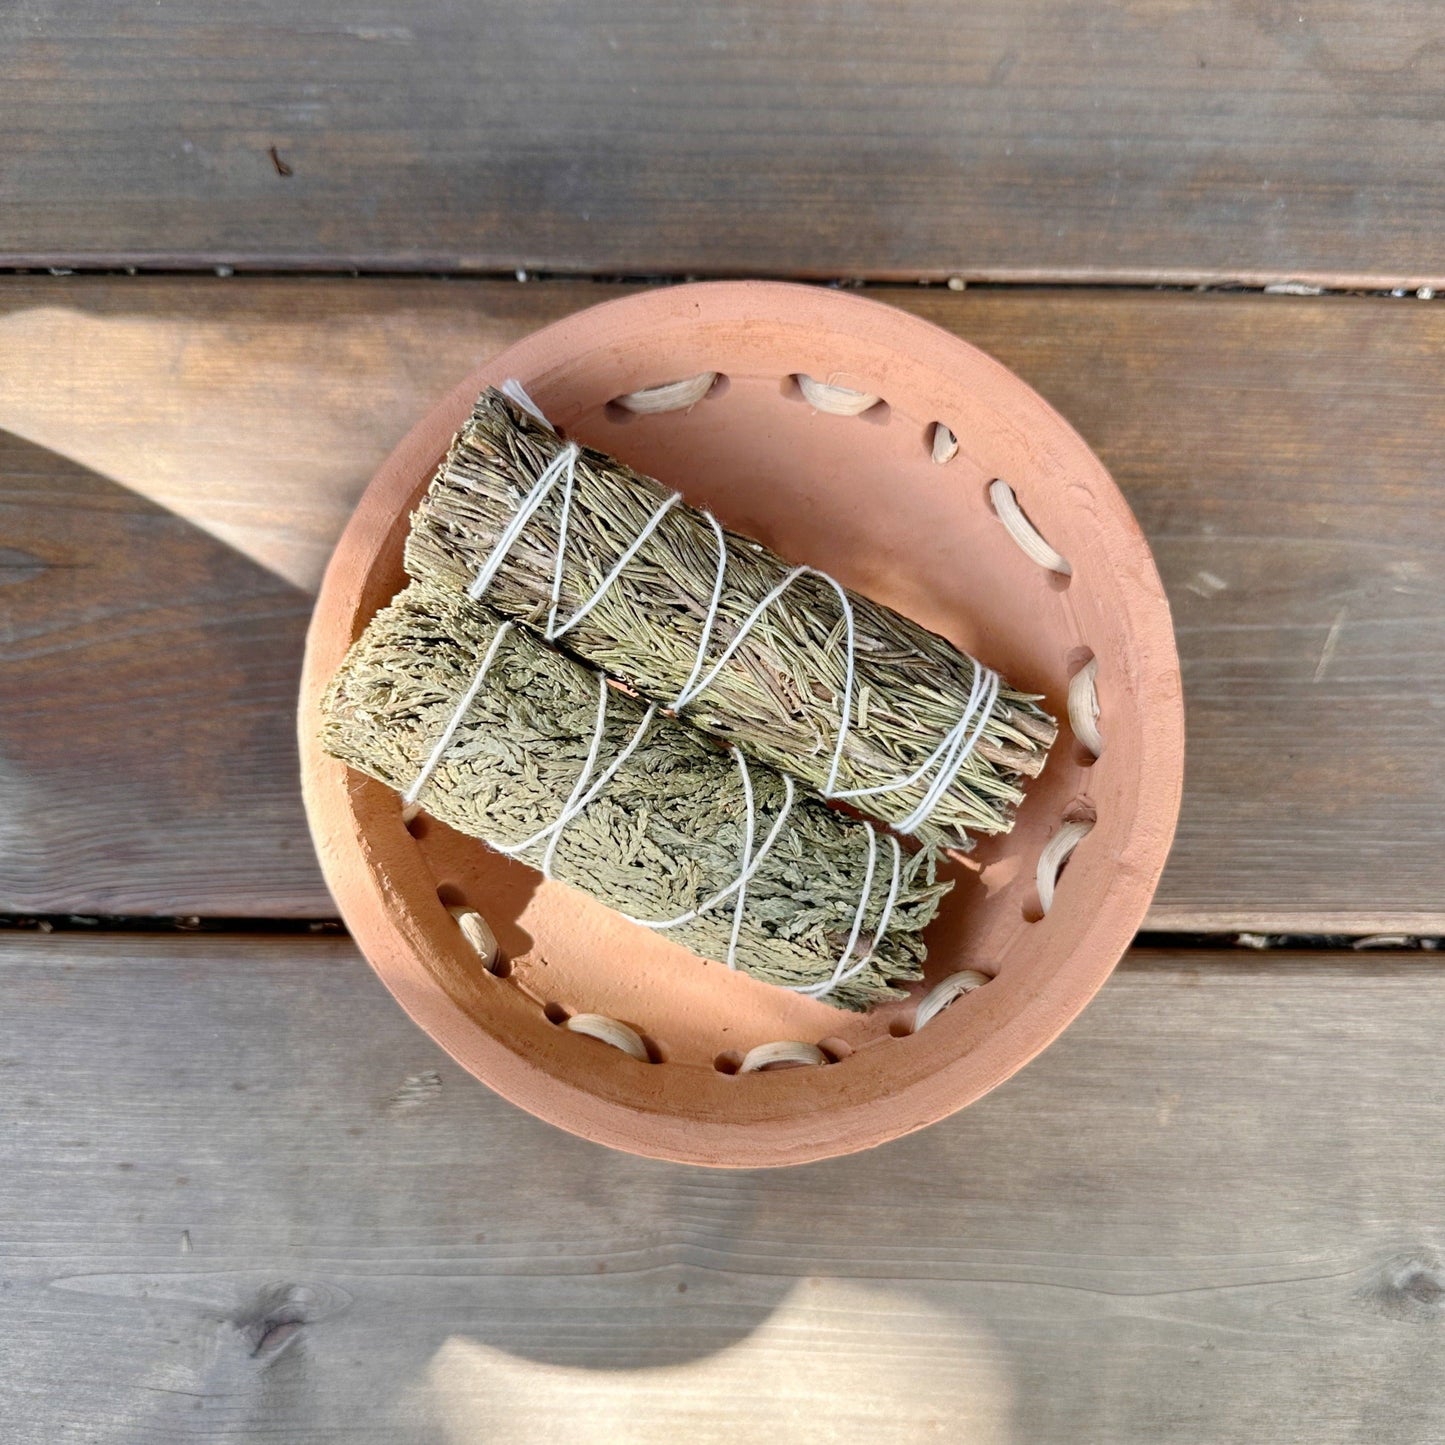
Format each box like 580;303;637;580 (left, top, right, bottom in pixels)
670;561;858;796
500;377;552;429
402;621;515;807
477;379;1002;835
466;443;580;604
549;492;682;640
828;658;996;827
623;756;798;972
893;671;999;835
493;691;660;876
471;387;688;645
494;671;617;874
401;617;658;873
790;831;903;1000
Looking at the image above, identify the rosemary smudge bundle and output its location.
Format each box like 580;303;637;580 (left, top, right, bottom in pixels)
404;389;1057;852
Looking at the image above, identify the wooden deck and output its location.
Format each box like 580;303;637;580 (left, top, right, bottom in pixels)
6;2;1444;286
6;934;1444;1442
2;4;1443;1439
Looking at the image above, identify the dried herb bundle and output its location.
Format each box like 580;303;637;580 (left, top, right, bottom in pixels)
322;581;951;1010
405;389;1057;852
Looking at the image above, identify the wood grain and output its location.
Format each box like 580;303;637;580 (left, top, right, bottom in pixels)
3;2;1444;285
2;931;1443;1443
2;278;1441;930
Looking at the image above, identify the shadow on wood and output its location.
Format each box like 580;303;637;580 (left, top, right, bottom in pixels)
3;279;1443;931
0;430;323;914
4;934;1445;1442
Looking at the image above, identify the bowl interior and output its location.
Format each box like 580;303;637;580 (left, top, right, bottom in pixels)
300;282;1183;1165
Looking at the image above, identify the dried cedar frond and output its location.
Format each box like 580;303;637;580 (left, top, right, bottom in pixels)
322;581;951;1010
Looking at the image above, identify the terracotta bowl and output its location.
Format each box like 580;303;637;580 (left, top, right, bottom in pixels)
299;281;1183;1167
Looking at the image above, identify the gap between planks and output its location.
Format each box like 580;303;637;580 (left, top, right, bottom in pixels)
5;265;1443;300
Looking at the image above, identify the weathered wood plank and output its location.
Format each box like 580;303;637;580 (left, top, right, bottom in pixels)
3;2;1444;285
2;932;1443;1443
0;281;588;918
2;278;1441;929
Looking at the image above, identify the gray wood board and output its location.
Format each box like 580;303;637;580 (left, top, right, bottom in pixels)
1;931;1443;1442
4;2;1444;284
2;279;1442;930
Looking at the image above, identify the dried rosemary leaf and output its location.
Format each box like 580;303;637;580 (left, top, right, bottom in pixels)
404;388;1057;852
321;581;951;1011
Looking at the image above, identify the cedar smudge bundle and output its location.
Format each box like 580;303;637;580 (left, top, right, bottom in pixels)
405;389;1056;852
322;581;950;1010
